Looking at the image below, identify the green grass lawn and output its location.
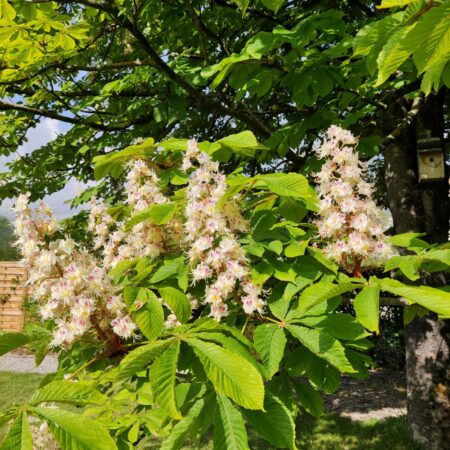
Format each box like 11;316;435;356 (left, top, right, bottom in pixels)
0;371;45;409
0;372;421;450
0;371;45;441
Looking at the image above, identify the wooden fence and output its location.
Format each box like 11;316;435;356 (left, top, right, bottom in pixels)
0;262;27;332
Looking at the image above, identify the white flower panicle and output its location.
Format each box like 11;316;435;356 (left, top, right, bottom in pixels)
28;417;60;450
313;126;396;274
15;147;265;343
88;159;182;270
13;194;135;347
183;140;264;320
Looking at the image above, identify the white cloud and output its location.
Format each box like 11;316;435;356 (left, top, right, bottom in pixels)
0;119;88;220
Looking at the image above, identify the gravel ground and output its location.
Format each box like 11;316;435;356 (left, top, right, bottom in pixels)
0;353;57;374
326;369;407;421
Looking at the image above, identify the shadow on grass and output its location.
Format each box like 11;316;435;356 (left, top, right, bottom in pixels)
290;412;423;450
142;413;422;450
0;371;422;450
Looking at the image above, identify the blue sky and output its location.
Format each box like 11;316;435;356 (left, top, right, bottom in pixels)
0;118;87;220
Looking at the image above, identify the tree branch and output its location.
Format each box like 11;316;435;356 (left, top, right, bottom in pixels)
180;0;230;56
63;59;157;71
60;0;272;138
0;100;152;131
181;0;209;62
382;94;424;149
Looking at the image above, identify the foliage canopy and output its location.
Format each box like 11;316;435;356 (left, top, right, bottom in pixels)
0;1;449;449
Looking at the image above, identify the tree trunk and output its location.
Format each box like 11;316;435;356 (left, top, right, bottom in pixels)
383;92;450;449
405;316;450;449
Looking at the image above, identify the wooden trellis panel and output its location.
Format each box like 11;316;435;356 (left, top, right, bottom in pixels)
0;262;27;332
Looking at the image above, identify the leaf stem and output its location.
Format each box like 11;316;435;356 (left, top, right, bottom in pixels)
67;355;99;380
265;316;281;325
241;316;249;334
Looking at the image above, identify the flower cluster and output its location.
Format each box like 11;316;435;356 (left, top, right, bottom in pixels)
14;145;266;344
313;126;395;274
184;140;264;320
29;417;60;450
13;193;135;347
88;159;182;270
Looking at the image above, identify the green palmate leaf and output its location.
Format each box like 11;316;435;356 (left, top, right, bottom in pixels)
126;203;176;230
30;381;105;406
158;286;191;323
185;338;264;410
423;249;450;266
287;325;356;373
230;0;249;12
375;24;415;85
0;333;32;357
403;304;428;325
307;247;338;273
150;257;185;284
285;240;308;258
299;313;369;340
188;332;264;377
292;380;324;417
214;323;254;348
134;290;164;341
216;131;262;158
243;393;295;449
93;139;155;180
388;233;429;249
177;265;189;292
378;0;416;9
213;392;249;450
307;354;341;394
253;324;286;379
30;407;117;450
0;412;33;450
161;398;206;450
278;197;308;222
266;240;283;255
385;255;422;280
421;61;447;95
380;279;450;318
261;0;286;13
0;412;16;430
251;211;277;242
266;257;297;282
354;284;380;333
256;173;313;200
299;296;341;318
297;282;357;315
149;340;182;420
115;339;172;381
353;12;404;73
267;284;290;320
123;286;139;308
158;137;188;151
411;4;450;74
0;0;16;22
372;2;450;93
251;261;273;285
286;345;340;394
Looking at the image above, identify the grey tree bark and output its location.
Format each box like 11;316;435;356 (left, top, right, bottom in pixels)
382;93;450;450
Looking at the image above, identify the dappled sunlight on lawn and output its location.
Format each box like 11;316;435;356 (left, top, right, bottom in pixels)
294;413;422;450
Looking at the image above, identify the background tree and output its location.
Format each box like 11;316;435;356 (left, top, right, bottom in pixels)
0;216;18;260
352;2;450;447
0;0;449;448
0;0;413;200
